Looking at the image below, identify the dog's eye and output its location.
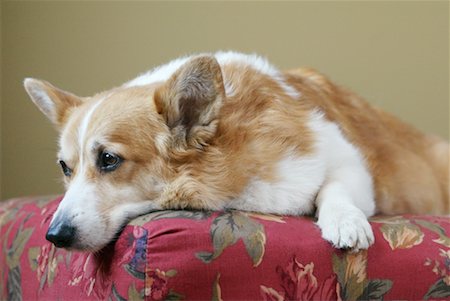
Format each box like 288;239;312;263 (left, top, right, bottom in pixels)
59;160;72;177
98;151;122;172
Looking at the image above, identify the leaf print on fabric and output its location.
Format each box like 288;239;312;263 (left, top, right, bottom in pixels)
243;225;266;267
415;219;450;248
128;283;144;301
4;214;34;270
28;247;40;271
112;284;128;301
261;256;340;301
332;251;366;300
246;212;285;224
278;260;318;300
260;285;285;301
165;290;184;301
6;228;34;269
3;213;35;301
112;283;147;301
332;251;392;301
375;216;424;249
28;243;64;290
0;206;20;229
212;273;223;301
196;211;267;267
424;249;450;299
6;266;22;301
360;279;393;300
125;264;145;280
67;252;112;299
130;210;212;226
424;279;450;300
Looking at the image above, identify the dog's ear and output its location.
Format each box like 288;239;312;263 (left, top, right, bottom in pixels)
154;55;225;150
24;78;83;128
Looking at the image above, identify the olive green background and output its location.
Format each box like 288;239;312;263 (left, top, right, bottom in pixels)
1;1;449;200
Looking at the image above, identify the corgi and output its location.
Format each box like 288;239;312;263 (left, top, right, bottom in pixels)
24;51;449;252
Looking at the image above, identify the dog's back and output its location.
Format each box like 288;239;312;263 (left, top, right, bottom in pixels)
286;68;449;214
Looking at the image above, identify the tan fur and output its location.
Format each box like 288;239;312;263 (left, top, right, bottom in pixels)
29;57;450;222
152;61;316;211
286;68;449;214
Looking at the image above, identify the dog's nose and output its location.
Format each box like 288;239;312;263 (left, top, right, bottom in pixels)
46;221;76;248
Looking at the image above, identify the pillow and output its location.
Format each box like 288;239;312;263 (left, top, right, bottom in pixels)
1;196;449;300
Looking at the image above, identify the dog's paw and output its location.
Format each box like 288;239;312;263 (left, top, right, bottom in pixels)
317;209;374;251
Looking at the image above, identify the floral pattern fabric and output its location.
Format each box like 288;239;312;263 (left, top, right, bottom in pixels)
1;196;449;300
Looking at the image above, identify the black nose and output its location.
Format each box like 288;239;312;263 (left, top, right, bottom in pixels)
46;221;76;248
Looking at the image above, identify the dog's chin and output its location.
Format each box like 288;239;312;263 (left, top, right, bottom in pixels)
50;233;112;253
68;222;130;253
56;240;107;253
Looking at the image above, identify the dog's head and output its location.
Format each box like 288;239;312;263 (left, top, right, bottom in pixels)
24;56;225;251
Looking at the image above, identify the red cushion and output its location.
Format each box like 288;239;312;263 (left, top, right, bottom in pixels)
1;196;449;300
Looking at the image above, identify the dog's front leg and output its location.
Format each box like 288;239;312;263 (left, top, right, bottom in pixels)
315;170;376;251
156;178;225;211
156;188;199;210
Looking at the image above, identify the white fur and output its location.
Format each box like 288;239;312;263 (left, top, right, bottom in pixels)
229;152;325;215
274;74;301;99
124;56;190;88
309;111;375;250
109;200;161;232
50;176;107;250
215;51;301;99
124;51;301;99
231;110;375;250
53;176;161;251
77;96;108;174
23;78;57;122
223;79;237;97
154;133;171;155
308;111;375;215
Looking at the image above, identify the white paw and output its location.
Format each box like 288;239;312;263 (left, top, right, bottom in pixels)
317;209;375;251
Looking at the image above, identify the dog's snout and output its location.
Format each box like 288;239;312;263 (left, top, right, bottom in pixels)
46;221;76;248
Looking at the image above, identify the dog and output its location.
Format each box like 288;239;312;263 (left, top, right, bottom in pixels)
24;51;449;252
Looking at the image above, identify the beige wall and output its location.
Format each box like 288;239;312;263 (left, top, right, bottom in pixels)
1;1;449;200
